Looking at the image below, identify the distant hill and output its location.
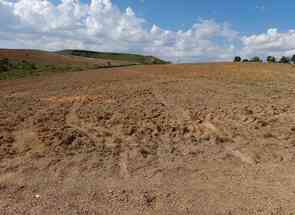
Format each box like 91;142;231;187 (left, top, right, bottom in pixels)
0;49;133;67
0;49;138;79
0;48;169;80
57;49;170;65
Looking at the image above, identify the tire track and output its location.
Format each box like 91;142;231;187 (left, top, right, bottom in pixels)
152;85;255;165
65;96;131;178
65;97;101;145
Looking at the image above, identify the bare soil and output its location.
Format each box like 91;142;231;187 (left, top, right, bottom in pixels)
1;63;295;214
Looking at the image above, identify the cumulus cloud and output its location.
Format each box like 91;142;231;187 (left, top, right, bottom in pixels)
145;20;239;62
0;0;294;62
0;0;241;62
241;28;295;57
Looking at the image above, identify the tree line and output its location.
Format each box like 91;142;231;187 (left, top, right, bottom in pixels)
233;55;295;64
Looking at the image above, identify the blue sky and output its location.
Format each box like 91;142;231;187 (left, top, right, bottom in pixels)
110;0;295;34
50;0;295;34
1;0;295;62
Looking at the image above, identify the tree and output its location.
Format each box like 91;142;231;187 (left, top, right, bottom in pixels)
233;56;241;62
250;56;262;62
291;55;295;64
279;56;290;64
267;56;276;63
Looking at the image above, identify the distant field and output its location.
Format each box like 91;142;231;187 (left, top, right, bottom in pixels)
0;49;135;66
0;49;139;79
57;49;170;65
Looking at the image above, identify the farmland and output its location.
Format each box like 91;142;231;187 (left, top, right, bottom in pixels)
1;62;295;214
0;49;139;79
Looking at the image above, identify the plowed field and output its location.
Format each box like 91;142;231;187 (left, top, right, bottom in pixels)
1;63;295;214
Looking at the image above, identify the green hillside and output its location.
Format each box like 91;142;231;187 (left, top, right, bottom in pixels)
57;50;170;65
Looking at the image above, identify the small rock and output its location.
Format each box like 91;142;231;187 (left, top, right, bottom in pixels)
143;192;156;207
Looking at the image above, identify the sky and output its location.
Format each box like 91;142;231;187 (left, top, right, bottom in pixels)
1;0;295;62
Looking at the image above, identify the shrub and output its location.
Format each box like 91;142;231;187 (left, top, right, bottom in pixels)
31;63;37;70
0;58;10;72
233;56;241;62
279;56;290;64
250;56;262;62
0;65;8;72
267;56;276;63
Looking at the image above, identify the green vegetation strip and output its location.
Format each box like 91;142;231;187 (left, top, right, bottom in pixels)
0;58;84;80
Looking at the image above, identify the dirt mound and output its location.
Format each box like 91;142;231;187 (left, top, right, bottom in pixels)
1;63;295;214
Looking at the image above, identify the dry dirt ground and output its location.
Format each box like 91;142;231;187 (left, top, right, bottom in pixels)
1;63;295;214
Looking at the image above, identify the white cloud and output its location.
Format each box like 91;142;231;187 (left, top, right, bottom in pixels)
145;20;238;62
256;5;265;12
0;0;294;62
241;28;295;57
0;0;241;62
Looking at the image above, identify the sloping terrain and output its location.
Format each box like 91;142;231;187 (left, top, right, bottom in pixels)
1;63;295;214
58;49;170;64
0;49;134;67
0;49;138;80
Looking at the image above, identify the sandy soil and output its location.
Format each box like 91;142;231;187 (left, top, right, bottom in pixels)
1;63;295;214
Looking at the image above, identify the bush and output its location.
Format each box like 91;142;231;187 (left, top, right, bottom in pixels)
0;58;10;72
0;58;9;65
233;56;241;62
0;65;8;72
31;63;37;70
267;56;276;63
279;56;290;64
250;56;262;62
